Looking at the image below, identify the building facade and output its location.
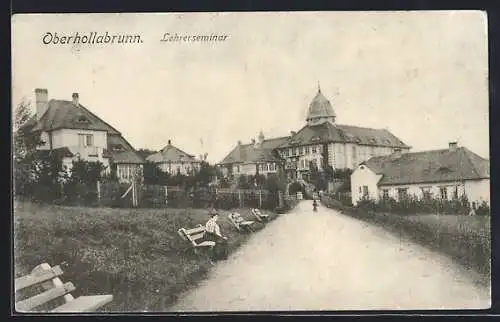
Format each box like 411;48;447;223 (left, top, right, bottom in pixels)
350;142;490;206
275;86;411;181
218;85;411;183
218;131;288;178
20;88;145;183
146;140;202;175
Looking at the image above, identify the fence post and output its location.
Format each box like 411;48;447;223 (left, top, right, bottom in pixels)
259;189;262;208
97;180;101;205
238;189;242;208
165;186;168;206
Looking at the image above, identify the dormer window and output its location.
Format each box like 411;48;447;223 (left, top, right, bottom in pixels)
436;166;452;173
76;115;91;124
111;144;125;152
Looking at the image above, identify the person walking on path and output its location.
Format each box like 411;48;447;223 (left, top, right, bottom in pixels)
203;210;229;261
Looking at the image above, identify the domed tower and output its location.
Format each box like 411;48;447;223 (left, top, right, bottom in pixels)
306;84;336;126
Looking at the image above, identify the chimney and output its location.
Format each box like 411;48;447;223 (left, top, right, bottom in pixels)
251;138;256;145
35;88;48;120
258;130;265;145
449;141;458;152
168;139;172;145
392;147;402;158
72;93;79;106
237;140;242;145
290;131;297;137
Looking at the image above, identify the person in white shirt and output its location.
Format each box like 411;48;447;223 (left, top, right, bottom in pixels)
203;210;228;260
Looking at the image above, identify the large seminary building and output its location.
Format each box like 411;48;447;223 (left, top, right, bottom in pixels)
218;86;411;181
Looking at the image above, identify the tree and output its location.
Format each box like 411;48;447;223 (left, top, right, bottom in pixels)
13;100;45;196
195;161;216;187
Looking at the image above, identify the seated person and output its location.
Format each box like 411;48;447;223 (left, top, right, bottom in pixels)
203;210;229;260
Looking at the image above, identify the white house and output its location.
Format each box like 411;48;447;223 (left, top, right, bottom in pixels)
146;140;202;175
350;142;490;207
19;88;145;182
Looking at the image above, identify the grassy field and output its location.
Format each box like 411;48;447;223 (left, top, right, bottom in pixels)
13;200;278;312
320;196;491;283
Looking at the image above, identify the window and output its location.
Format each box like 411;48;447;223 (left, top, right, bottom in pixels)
78;134;94;147
362;186;369;198
236;165;240;173
293;148;298;156
299;147;304;155
312;146;317;154
397;188;408;200
76;115;90;124
318;145;323;153
289;148;293;156
421;187;432;199
305;146;310;154
111;144;125;152
440;186;448;200
382;189;389;200
453;186;459;199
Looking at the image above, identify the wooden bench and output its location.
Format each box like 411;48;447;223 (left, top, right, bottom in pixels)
177;224;216;255
227;213;255;232
15;263;113;313
251;208;270;222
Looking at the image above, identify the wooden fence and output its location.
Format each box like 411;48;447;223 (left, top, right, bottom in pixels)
69;182;279;210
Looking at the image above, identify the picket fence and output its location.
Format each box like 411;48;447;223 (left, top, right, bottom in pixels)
65;181;279;210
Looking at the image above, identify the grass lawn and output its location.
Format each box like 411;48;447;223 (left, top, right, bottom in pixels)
13;200;278;312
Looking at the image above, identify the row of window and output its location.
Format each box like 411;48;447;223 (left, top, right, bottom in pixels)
281;145;322;157
381;186;461;200
258;163;277;172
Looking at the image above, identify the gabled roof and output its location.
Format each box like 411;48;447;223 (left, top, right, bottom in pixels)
24;100;121;134
362;147;490;186
146;142;199;163
219;136;289;165
277;122;410;149
21;98;144;165
106;134;144;164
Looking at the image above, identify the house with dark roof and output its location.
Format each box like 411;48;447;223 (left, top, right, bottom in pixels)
218;131;289;178
20;88;144;183
350;142;490;206
218;85;411;182
146;139;201;175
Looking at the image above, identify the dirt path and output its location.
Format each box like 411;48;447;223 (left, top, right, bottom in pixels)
169;201;490;311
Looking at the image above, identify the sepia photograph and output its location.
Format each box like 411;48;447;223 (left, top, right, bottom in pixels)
11;11;490;313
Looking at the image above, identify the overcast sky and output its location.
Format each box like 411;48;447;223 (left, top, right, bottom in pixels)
12;11;489;162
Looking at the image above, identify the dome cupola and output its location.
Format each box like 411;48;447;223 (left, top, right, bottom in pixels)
306;84;336;126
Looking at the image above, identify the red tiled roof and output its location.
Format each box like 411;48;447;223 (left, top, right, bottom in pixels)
363;147;490;186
